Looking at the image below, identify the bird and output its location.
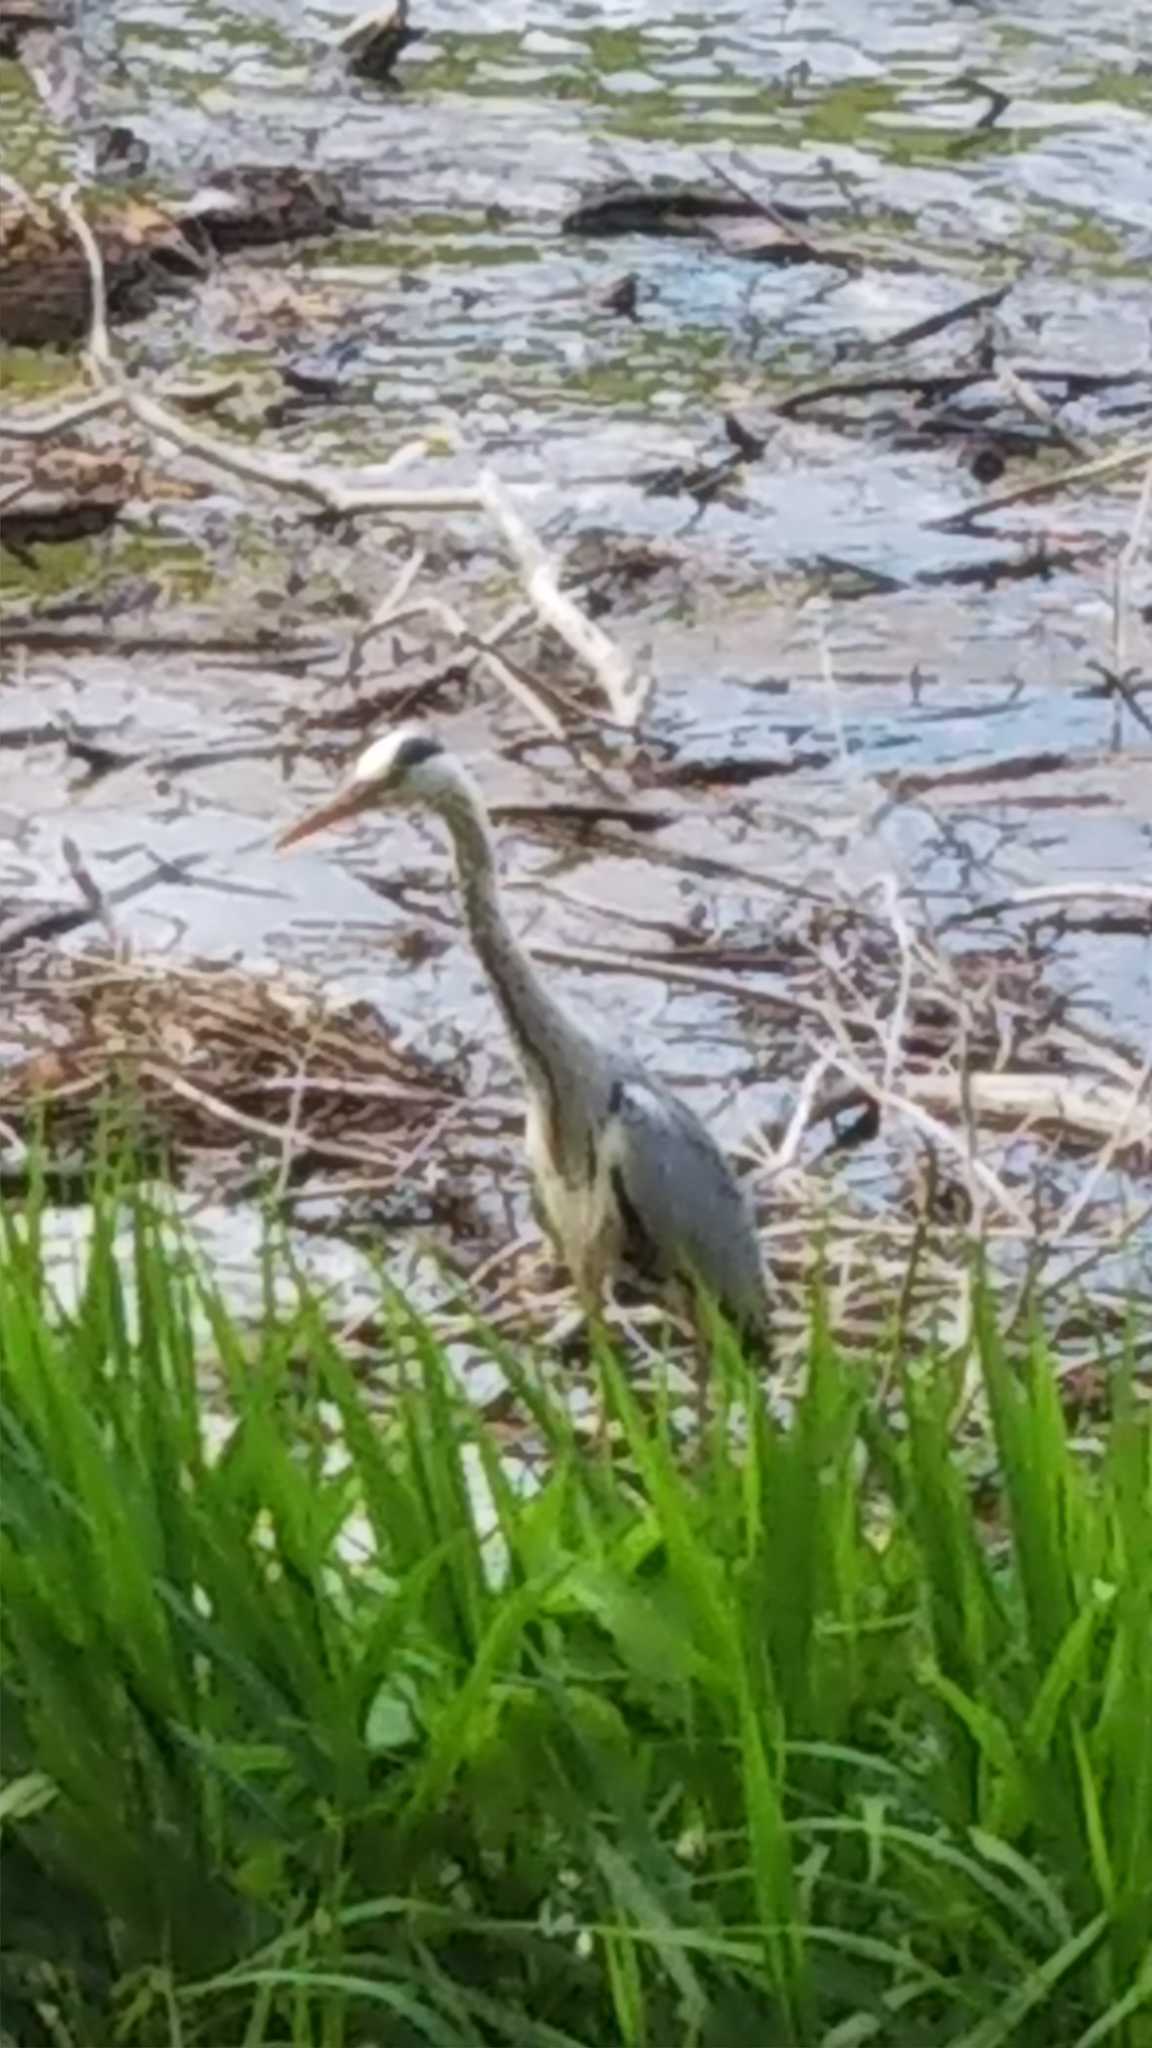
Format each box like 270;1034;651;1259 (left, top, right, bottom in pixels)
277;727;771;1359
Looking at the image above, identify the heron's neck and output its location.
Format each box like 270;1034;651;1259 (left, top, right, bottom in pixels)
436;782;597;1122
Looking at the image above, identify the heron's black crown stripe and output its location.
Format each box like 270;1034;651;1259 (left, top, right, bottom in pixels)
394;734;445;771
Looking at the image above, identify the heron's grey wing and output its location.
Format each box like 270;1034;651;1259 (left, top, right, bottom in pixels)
607;1078;769;1330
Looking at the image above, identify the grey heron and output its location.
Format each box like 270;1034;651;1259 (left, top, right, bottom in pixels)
277;728;771;1351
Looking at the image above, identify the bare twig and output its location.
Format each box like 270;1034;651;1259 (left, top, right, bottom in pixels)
768;1050;835;1171
126;388;477;512
865;281;1013;356
0;850;219;957
927;438;1152;531
701;153;862;270
943;881;1152;926
878;875;916;1103
281;1100;474;1206
0;388;121;440
477;468;652;728
529;941;826;1024
778;369;978;420
57;184;111;368
242;1075;455;1106
901;1071;1151;1153
997;362;1093;460
139;1065;416;1169
365;596;566;737
60;837;117;949
1049;1050;1152;1247
271;1004;329;1201
1089;662;1152;743
1113;454;1152;690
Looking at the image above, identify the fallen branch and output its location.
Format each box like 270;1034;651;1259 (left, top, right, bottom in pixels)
125;385;478;513
477;467;652;728
997;361;1093;461
864;280;1012;355
38;182;644;728
530;940;826;1024
926;437;1152;530
0;387;120;440
777;368;978;420
903;1071;1151;1156
945;881;1152;926
360;592;565;738
140;1064;418;1168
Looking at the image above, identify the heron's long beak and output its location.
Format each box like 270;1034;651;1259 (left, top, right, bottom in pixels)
276;783;373;851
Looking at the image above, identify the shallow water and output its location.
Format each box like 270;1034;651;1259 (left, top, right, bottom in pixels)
2;0;1150;1300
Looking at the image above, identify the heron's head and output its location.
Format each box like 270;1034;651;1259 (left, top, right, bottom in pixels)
277;727;459;850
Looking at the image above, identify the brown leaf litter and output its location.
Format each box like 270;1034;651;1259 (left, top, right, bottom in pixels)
0;192;206;347
0;950;464;1182
1;444;208;561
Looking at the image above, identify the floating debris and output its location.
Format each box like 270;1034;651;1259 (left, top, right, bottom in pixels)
0;0;69;58
176;166;365;253
563;176;811;238
340;1;422;84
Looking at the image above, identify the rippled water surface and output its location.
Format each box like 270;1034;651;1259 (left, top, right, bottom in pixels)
2;0;1150;1298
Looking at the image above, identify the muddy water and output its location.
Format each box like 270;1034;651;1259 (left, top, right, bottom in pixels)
2;0;1151;1306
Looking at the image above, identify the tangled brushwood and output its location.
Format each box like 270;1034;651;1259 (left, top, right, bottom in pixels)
1;888;1148;1383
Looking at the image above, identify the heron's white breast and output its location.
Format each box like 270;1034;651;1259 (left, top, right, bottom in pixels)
524;1098;622;1295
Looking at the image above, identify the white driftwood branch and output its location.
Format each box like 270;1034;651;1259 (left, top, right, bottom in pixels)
0;389;121;440
1114;455;1152;681
903;1071;1151;1152
123;387;484;512
57;182;112;367
989;882;1152;910
770;1050;836;1171
32;185;644;726
997;362;1093;461
949;880;1152;925
478;467;653;728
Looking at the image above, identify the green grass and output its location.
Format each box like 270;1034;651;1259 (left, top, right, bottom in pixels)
1;1177;1150;2047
